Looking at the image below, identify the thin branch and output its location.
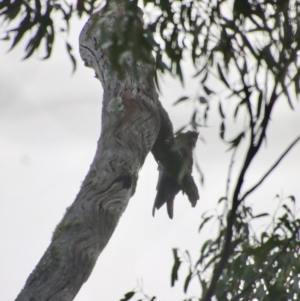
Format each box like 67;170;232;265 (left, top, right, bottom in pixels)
231;232;297;301
226;146;238;200
202;41;284;301
256;47;298;150
240;135;300;202
197;6;298;301
232;46;255;144
277;70;300;106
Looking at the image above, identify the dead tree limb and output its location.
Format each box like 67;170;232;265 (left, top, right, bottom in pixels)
15;3;199;301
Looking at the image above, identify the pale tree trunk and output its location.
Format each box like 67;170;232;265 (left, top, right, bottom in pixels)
15;3;199;301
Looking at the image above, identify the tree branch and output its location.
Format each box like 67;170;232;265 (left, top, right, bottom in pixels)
201;18;297;301
226;146;238;200
240;135;300;202
14;3;199;300
232;52;255;144
15;4;160;301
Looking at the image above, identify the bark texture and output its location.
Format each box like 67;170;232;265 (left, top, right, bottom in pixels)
15;3;199;301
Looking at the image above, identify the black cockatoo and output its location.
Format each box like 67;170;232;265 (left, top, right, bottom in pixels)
152;131;198;219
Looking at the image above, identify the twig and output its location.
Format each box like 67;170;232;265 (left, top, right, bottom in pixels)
226;144;238;200
240;135;300;203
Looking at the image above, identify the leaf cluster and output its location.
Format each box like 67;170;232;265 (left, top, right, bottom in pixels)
170;196;300;301
0;0;88;70
87;0;158;80
120;198;300;301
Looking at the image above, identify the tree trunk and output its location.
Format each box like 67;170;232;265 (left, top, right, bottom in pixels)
15;3;198;301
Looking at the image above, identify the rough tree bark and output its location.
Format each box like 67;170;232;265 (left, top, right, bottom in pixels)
15;3;199;301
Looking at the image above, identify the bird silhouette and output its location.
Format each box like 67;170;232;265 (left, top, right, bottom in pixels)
152;131;198;218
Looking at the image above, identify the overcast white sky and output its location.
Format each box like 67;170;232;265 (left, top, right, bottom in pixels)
1;14;300;301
